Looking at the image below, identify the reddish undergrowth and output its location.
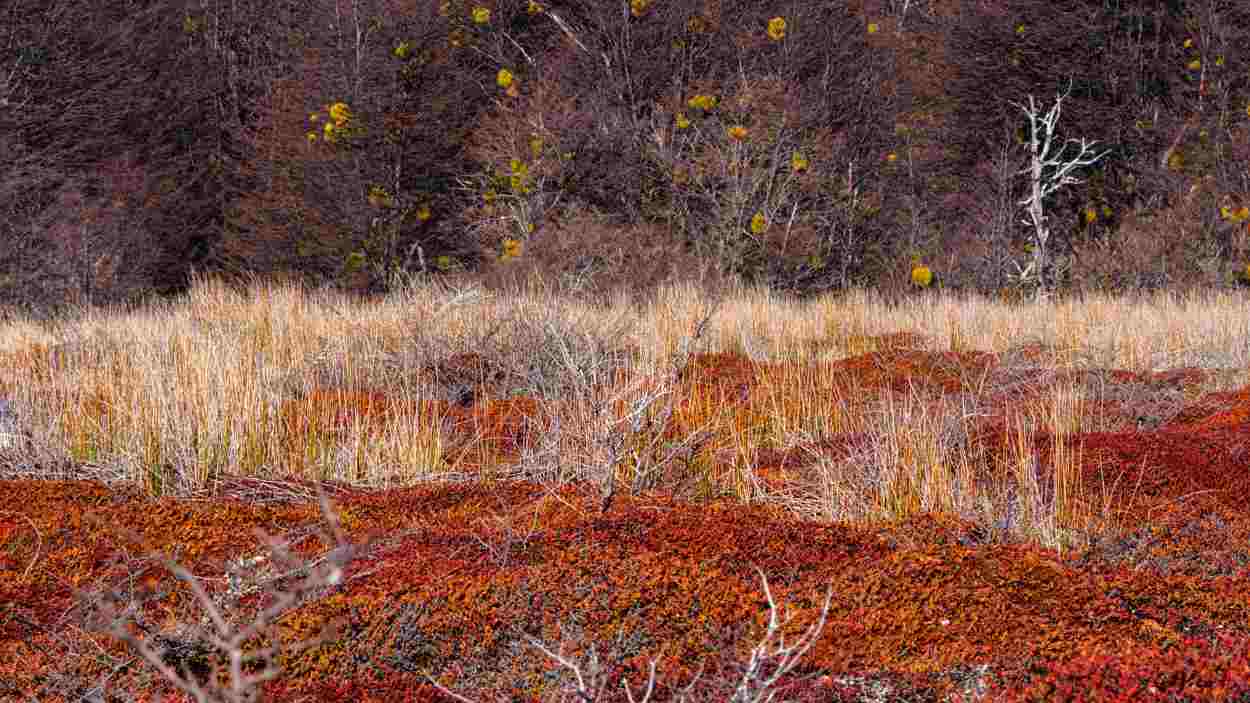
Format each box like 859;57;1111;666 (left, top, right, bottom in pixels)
4;342;1250;701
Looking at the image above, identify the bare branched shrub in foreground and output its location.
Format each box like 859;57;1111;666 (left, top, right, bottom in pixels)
73;487;365;703
428;565;833;703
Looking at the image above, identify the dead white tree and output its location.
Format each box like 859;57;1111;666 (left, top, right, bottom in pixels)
1010;80;1111;299
889;0;928;34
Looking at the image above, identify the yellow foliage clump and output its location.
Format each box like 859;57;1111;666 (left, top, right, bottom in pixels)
501;238;523;259
328;102;352;125
911;264;933;288
1222;205;1250;223
687;94;717;111
367;185;393;208
767;17;786;41
307;102;354;146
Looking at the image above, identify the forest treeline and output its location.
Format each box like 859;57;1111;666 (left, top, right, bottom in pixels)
3;0;1249;318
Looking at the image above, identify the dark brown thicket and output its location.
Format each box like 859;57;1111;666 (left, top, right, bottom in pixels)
0;0;313;314
457;0;905;298
0;0;181;317
218;0;504;295
2;0;1250;315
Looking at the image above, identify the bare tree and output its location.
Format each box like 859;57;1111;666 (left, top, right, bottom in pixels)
1010;80;1111;298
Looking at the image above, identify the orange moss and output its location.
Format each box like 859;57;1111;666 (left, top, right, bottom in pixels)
7;472;1250;701
278;388;393;438
828;348;998;395
1169;385;1250;429
12;343;1250;701
844;331;927;355
448;395;547;471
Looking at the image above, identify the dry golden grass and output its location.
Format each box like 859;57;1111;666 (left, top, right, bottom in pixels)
1;271;1248;558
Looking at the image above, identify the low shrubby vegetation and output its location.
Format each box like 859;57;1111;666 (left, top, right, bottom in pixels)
2;272;1250;701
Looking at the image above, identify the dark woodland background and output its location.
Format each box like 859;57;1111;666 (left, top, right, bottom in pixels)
3;0;1249;319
